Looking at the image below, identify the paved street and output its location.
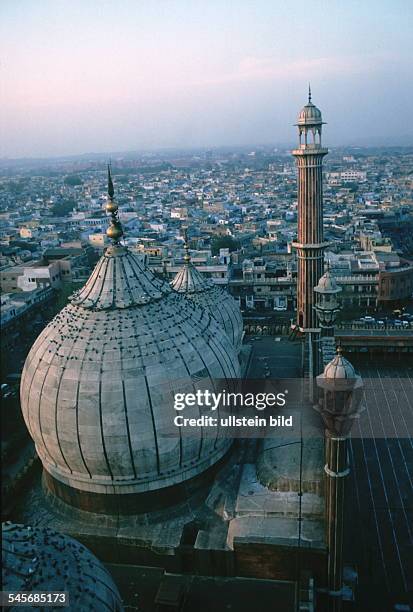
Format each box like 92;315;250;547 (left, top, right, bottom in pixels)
245;336;303;379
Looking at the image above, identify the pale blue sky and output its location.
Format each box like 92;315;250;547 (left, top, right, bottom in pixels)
1;0;412;157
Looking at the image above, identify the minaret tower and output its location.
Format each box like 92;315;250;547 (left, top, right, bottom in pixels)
292;86;328;333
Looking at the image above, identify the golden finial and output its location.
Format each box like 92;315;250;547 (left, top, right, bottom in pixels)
105;164;123;244
108;162;114;198
336;344;343;356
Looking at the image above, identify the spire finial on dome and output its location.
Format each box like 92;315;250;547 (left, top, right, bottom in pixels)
308;83;312;103
336;344;343;356
105;164;124;244
108;162;114;199
183;226;191;264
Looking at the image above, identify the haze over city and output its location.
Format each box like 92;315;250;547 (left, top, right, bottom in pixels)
1;0;413;158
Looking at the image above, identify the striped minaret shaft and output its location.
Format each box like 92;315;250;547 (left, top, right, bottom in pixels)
295;151;326;329
292;89;328;332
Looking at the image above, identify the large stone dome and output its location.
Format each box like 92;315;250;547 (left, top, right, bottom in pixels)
20;243;240;510
171;247;243;352
2;522;124;611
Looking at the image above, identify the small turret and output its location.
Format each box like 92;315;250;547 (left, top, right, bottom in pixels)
314;267;342;336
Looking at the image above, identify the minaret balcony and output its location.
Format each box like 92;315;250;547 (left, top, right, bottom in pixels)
292;145;329;155
291;241;330;250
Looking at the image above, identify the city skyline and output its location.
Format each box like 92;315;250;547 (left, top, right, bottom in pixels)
2;0;413;158
1;87;412;610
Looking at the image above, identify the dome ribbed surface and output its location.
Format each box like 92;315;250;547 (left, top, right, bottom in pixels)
171;262;213;293
171;262;243;351
71;245;167;309
20;245;240;497
297;101;322;126
2;522;123;611
324;354;356;380
314;270;341;294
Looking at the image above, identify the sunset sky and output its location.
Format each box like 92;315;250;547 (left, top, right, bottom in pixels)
1;0;412;157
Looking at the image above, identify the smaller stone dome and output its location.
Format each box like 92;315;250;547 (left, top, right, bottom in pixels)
297;87;323;126
171;235;243;352
2;522;124;611
297;102;322;125
314;270;341;294
323;347;356;380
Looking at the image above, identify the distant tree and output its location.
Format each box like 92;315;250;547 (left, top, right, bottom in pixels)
51;199;76;216
210;235;239;255
64;175;83;186
343;182;359;193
